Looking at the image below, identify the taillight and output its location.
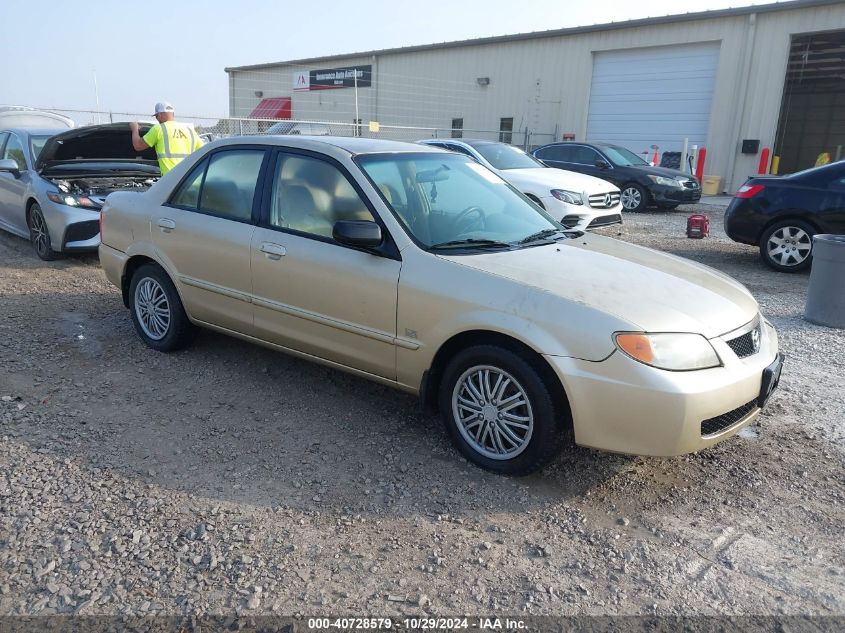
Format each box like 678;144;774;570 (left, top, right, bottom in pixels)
735;184;765;199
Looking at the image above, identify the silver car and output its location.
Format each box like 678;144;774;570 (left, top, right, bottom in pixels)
0;123;159;260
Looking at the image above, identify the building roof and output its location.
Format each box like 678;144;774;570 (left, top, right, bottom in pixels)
225;0;840;72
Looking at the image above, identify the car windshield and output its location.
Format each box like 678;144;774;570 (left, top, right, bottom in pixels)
471;142;545;170
602;145;649;167
357;152;563;250
29;135;52;161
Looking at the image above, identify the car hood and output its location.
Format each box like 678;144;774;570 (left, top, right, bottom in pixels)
440;234;757;338
36;122;158;172
501;167;617;194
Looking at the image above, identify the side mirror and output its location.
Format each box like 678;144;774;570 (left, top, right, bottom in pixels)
595;159;610;170
0;159;21;176
333;220;383;248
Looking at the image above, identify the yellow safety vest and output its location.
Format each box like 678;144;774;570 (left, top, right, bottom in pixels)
142;121;201;174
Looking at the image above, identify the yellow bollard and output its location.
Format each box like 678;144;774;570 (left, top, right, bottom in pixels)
770;156;780;175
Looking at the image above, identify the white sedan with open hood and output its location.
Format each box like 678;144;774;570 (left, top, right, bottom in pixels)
0;123;159;260
99;136;782;475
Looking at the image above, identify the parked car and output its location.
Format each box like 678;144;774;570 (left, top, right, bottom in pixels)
419;139;621;231
0;124;159;260
0;105;74;131
265;121;332;136
725;161;845;272
533;142;701;212
100;137;782;475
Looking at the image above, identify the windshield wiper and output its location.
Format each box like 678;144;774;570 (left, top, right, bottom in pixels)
516;228;568;245
429;238;512;250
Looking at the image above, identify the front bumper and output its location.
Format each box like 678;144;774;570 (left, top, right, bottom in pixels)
41;198;101;253
545;319;779;456
651;184;702;205
541;197;623;231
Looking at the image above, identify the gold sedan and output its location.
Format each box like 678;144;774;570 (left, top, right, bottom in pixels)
99;137;783;475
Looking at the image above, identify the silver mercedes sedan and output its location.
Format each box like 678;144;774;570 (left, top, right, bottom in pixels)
99;136;783;475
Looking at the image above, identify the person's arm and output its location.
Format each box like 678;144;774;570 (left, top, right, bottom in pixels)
129;122;150;152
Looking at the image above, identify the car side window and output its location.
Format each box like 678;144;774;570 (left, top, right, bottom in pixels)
3;133;26;170
170;159;207;209
270;153;375;239
573;146;601;165
538;145;571;162
198;150;265;221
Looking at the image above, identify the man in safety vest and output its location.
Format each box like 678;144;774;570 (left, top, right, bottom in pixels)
129;102;202;175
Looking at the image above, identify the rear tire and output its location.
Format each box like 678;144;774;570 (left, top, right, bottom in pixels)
759;219;815;273
128;263;196;351
438;344;567;475
28;203;61;261
620;183;648;212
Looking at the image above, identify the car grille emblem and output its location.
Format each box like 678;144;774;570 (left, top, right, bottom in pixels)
751;326;761;353
603;193;612;207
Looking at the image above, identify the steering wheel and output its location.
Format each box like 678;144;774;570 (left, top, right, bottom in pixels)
452;205;487;234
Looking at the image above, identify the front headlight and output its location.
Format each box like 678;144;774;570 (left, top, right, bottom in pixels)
647;175;684;188
614;332;721;371
47;192;99;208
551;189;583;205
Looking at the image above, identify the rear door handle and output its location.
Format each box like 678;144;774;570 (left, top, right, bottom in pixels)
157;218;176;232
260;242;286;260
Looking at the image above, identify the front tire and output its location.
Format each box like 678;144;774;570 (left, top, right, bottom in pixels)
128;263;196;351
620;183;648;212
438;345;567;475
28;203;61;261
759;219;815;273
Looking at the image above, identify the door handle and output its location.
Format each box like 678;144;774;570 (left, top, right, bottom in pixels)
260;242;286;260
157;218;176;232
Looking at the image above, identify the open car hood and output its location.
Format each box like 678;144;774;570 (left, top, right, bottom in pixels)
36;122;159;173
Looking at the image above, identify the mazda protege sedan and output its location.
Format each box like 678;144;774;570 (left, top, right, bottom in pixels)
99;137;783;475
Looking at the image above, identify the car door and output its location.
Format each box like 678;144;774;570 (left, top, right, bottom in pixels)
250;149;401;380
0;132;31;234
154;147;268;335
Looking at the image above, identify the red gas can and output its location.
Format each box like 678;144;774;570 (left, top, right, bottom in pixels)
686;214;710;239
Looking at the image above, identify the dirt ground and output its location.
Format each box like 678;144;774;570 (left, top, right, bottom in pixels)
1;203;843;621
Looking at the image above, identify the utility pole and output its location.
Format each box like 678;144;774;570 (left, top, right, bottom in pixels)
93;70;101;124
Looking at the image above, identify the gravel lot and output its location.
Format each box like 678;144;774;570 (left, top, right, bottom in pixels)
1;202;843;620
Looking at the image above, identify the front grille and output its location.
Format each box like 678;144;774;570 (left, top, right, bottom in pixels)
63;220;100;246
588;191;621;209
587;214;622;229
701;399;757;437
726;331;755;358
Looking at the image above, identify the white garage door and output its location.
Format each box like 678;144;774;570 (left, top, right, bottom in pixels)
586;42;720;155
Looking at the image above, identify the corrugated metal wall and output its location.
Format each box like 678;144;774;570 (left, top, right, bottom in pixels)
228;3;845;192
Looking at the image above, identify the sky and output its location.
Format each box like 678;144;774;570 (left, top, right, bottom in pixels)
0;0;778;119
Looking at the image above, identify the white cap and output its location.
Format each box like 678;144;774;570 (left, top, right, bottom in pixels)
153;101;174;114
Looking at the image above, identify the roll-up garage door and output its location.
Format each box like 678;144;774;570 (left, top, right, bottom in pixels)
586;42;720;154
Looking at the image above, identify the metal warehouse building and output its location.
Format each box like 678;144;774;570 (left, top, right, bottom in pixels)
225;0;845;193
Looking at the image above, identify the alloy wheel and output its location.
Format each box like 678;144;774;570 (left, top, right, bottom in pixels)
620;187;642;210
451;365;534;460
766;226;812;268
134;277;171;340
30;208;50;257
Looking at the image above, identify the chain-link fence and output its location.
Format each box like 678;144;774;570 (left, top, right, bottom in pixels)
25;107;557;152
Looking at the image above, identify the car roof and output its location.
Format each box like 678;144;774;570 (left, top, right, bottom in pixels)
211;135;446;156
1;128;64;137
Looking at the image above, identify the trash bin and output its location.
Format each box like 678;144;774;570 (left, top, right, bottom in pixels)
804;234;845;328
701;175;721;196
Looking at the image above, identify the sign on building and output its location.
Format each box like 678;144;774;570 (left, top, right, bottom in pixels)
293;65;372;91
